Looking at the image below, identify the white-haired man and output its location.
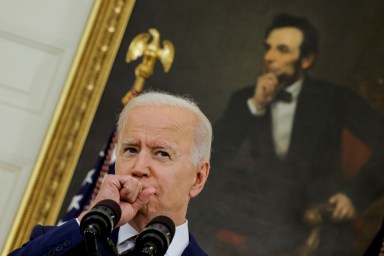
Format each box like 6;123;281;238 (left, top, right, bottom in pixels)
9;91;212;256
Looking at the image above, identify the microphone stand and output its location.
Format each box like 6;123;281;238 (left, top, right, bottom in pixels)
83;224;100;256
119;248;136;256
80;199;122;256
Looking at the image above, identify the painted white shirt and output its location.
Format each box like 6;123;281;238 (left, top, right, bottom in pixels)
247;79;303;159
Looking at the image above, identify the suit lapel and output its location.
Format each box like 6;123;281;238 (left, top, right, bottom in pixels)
181;232;207;256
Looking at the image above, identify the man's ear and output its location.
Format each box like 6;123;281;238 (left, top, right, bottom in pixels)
189;161;210;198
301;52;315;70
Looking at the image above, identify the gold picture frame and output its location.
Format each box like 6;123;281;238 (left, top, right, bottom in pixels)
2;0;136;254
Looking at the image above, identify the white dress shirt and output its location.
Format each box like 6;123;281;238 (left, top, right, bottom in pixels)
247;79;303;159
116;219;190;256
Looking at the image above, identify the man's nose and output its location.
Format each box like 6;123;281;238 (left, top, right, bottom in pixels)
131;151;150;177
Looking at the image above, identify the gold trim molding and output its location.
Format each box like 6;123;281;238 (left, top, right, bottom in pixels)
3;0;136;254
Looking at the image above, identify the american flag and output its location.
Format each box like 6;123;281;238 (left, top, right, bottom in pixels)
58;88;143;225
58;128;118;224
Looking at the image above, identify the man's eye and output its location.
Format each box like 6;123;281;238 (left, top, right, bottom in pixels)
124;147;138;154
277;45;290;53
157;151;170;158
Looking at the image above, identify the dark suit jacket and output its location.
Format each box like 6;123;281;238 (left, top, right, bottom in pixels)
204;76;384;254
8;219;207;256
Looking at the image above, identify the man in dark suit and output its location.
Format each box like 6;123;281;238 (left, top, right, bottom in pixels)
206;13;384;255
8;91;212;256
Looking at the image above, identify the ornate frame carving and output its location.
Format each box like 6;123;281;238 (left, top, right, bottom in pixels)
3;0;136;253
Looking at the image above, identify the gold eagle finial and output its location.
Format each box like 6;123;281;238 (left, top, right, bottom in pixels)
126;28;174;73
122;28;175;105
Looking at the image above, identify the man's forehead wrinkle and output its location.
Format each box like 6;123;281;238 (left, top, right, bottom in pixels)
121;131;176;147
150;118;193;136
120;107;196;149
128;118;186;132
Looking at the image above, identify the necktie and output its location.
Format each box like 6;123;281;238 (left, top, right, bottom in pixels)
274;90;292;103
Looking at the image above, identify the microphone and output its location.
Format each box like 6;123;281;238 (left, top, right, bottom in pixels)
134;215;176;256
80;199;121;256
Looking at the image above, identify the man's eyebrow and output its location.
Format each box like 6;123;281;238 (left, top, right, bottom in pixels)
152;142;178;153
151;142;173;150
120;139;139;146
120;140;176;151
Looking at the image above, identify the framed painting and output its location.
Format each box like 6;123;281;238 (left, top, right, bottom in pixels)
16;0;384;255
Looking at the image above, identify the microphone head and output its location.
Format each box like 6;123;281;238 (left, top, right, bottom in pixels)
95;199;122;225
135;215;176;256
80;199;121;241
146;215;176;239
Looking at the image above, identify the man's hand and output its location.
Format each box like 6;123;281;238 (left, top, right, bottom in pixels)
328;193;356;221
78;174;155;227
252;73;282;109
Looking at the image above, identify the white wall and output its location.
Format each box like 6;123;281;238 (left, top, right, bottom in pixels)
0;0;93;252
